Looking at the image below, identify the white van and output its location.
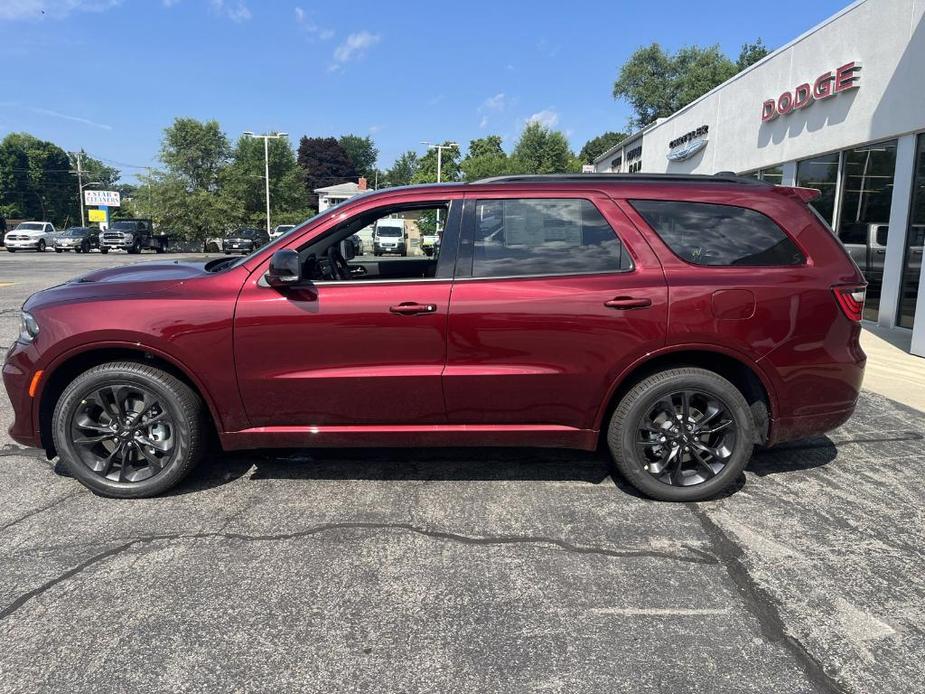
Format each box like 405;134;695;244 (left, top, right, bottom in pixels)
372;218;406;256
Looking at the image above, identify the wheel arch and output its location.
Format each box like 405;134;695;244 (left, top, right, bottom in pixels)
36;344;222;457
596;346;776;446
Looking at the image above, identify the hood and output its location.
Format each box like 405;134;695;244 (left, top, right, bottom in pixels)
8;229;44;236
74;260;210;284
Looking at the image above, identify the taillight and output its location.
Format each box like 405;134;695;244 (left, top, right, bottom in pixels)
833;285;866;322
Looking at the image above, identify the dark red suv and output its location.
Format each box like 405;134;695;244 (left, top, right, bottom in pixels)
3;174;867;501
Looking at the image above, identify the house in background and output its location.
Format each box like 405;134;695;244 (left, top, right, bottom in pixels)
315;178;368;212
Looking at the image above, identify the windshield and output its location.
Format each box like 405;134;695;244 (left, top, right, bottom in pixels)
15;223;44;231
64;228;88;237
110;221;136;230
377;228;402;237
217;195;370;272
235;229;259;238
275;225;295;233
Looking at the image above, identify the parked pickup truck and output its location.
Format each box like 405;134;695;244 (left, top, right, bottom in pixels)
100;219;169;254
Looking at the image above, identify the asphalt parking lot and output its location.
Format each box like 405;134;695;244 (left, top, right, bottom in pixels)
0;251;923;693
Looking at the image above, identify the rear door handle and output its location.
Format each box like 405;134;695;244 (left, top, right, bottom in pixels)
604;296;652;310
389;302;437;315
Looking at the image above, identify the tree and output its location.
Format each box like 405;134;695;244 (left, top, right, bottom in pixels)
579;131;627;164
737;39;770;71
0;132;77;226
613;43;738;128
338;134;378;179
460;135;510;181
223;135;311;228
159;117;230;191
297;136;357;206
412;142;460;184
510;123;576;175
383;150;418;187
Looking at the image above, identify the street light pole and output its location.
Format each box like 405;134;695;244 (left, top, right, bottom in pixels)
421;141;458;183
243;131;289;237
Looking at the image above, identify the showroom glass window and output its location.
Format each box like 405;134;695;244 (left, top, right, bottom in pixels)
470;198;631;277
758;166;783;184
797;154;840;224
898;135;925;329
837;140;898;322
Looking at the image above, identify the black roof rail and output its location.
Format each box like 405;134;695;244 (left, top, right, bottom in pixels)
472;173;769;186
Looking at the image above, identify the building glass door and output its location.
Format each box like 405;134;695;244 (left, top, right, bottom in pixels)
797;153;840;225
837;140;898;322
898;134;925;329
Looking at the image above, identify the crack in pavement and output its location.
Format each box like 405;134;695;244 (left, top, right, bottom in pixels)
689;504;846;694
0;491;81;533
0;520;717;621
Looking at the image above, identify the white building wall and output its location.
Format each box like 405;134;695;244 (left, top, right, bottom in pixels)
635;0;925;174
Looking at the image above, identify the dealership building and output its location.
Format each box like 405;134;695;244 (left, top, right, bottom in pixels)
594;0;925;357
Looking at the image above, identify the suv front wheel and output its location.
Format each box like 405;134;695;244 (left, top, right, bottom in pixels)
52;361;207;498
607;367;755;501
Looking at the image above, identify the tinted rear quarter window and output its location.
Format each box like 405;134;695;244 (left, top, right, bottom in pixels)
471;198;631;278
631;200;804;266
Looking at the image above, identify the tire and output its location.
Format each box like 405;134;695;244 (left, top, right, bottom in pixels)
81;241;90;253
37;239;46;252
55;248;63;253
99;247;109;254
6;248;15;253
607;367;755;502
128;240;141;254
52;361;207;498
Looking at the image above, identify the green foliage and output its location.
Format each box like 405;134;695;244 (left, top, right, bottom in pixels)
297;136;357;206
383;151;418;187
737;39;770;71
338;134;378;179
460;136;511;181
510;123;577;175
412;142;461;184
0;132;87;226
579;131;627;164
134;118;311;242
613;43;739;128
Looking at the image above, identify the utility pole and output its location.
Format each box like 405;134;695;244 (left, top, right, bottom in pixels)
243;131;288;237
75;152;85;227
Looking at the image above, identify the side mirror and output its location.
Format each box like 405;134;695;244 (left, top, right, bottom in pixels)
266;248;302;287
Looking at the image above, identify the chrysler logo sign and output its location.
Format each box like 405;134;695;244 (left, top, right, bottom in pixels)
761;62;861;122
667;125;709;161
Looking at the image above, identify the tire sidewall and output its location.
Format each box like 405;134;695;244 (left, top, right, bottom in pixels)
52;367;196;497
610;370;754;502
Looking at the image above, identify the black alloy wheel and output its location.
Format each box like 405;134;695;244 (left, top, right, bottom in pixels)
53;362;206;498
608;367;755;501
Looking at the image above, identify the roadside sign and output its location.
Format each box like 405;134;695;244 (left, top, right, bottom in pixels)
88;209;106;222
84;190;121;207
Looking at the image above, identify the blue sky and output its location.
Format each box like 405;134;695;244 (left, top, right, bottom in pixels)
0;0;851;182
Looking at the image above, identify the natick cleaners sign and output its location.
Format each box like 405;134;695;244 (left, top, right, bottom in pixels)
84;190;121;207
761;61;861;122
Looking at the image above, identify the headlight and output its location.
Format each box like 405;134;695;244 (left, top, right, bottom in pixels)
20;311;39;343
122;233;134;241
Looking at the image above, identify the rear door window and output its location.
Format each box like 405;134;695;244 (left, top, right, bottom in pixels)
631;200;805;266
466;198;632;278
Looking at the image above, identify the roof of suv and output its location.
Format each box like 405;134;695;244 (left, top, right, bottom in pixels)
472;173;770;186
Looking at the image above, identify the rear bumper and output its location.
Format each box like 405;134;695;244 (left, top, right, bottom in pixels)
768;406;856;446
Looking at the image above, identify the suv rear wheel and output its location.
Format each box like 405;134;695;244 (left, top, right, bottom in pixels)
52;361;207;498
607;367;754;501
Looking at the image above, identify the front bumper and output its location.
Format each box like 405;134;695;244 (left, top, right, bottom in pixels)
3;342;40;448
4;239;41;249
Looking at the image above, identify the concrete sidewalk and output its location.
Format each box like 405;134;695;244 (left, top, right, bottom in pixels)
860;325;925;412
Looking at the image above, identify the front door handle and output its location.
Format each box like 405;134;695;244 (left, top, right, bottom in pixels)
604;296;652;310
389;302;437;315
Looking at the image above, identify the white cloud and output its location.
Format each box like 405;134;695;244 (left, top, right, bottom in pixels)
481;93;507;112
332;30;381;64
369;124;383;134
294;6;333;40
0;0;120;21
210;0;250;22
526;108;559;129
162;0;182;6
31;106;112;130
479;115;489;129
